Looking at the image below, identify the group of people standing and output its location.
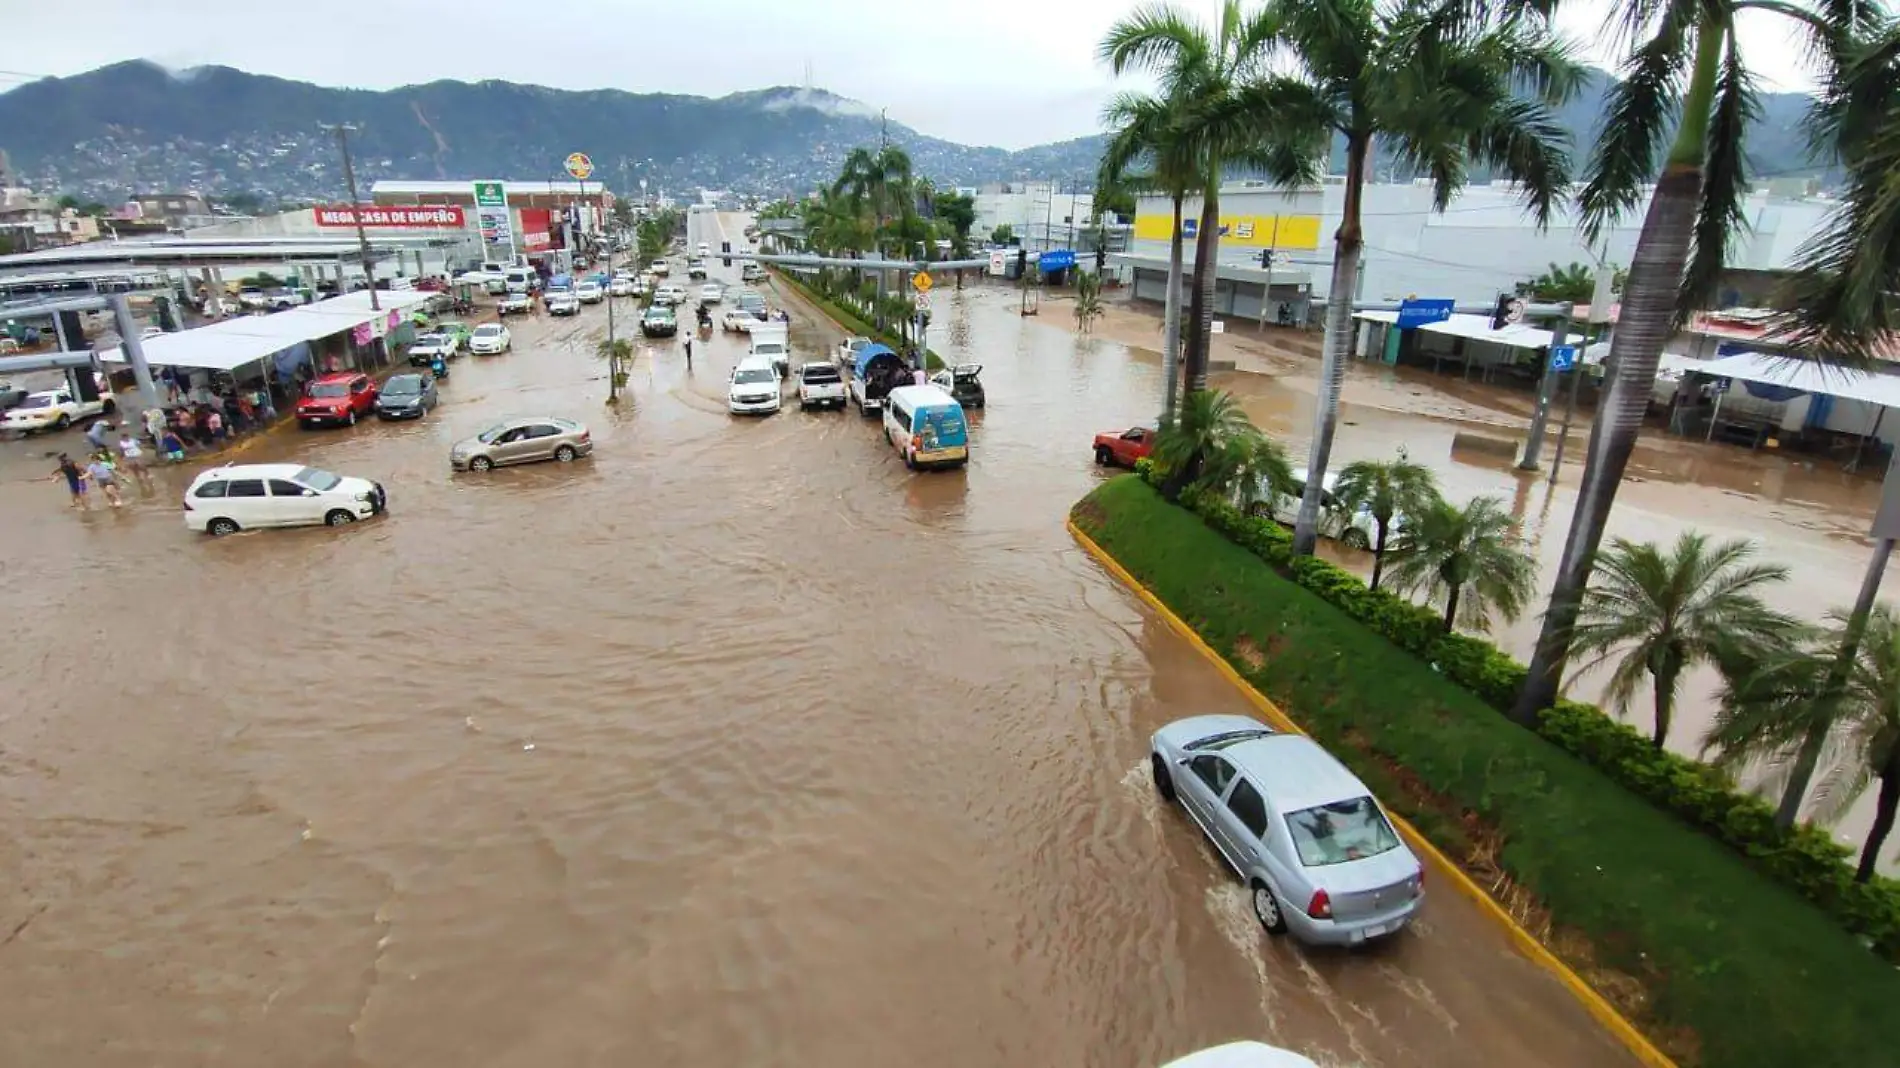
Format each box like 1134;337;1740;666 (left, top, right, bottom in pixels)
50;423;154;510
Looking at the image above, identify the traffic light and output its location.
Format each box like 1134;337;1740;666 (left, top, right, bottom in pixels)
1258;249;1276;269
721;240;732;268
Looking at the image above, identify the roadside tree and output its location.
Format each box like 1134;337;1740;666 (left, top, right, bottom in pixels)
1153;388;1255;500
1333;453;1440;592
1387;496;1537;635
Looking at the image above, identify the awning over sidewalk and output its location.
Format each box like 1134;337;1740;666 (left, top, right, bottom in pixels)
94;289;435;371
1354;309;1584;349
1689;349;1900;409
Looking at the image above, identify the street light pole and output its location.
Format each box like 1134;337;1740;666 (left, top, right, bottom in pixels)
320;123;379;312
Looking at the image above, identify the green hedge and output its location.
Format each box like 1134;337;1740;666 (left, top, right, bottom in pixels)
1132;458;1900;959
1078;473;1900;1068
770;267;945;370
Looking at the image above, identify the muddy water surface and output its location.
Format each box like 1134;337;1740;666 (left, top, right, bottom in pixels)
0;218;1635;1067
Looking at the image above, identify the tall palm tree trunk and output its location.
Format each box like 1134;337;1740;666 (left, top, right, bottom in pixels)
1651;666;1681;749
1442;584;1461;634
1510;20;1724;727
1858;757;1900;882
1161;194;1186;423
1778;541;1893;826
1183;181;1222;393
1294;137;1370;556
1370;523;1389;592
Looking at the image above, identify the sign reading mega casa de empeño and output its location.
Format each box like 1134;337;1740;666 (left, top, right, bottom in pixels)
313;205;467;228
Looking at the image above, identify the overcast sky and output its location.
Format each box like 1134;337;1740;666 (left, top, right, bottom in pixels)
0;0;1821;150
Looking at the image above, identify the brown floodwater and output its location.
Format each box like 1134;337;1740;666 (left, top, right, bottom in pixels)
0;215;1638;1067
1055;288;1900;870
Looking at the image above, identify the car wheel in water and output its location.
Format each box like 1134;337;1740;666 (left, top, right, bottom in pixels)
325;509;357;527
207;517;240;537
1095;446;1112;466
1252;880;1288;935
554;445;577;462
54;414;70;430
1341;528;1371;551
1150;753;1176;801
346;409;356;426
470;455;493;472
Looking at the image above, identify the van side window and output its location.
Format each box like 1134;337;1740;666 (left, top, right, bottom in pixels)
1226;778;1271;838
226;479;267;498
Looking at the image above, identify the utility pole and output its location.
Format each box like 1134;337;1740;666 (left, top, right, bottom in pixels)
1518;300;1575;470
320;123;379;312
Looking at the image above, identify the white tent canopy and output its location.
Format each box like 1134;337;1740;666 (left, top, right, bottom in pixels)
1690;349;1900;410
1354;309;1584;349
94;289;435;371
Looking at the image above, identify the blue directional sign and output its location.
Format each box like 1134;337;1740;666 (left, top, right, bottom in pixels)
1396;298;1455;330
1039;249;1077;272
1549;344;1579;372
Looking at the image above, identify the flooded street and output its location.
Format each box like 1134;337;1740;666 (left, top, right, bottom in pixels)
0;216;1638;1067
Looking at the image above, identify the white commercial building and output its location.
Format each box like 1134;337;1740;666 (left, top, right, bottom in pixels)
972;181;1096;249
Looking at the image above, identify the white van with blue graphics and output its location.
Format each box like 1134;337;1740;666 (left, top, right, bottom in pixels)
882;384;969;470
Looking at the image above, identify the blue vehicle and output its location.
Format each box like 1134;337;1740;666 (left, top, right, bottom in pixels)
881;383;969;470
847;342;909;416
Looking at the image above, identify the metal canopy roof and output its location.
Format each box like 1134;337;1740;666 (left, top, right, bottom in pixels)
93;289;435;372
1355;309;1585;350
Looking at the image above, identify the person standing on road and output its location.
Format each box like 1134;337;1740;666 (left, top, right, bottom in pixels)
683;335;693;370
115;431;153;492
86;452;123;508
85;418;113;453
142;403;167;446
51;453;88;510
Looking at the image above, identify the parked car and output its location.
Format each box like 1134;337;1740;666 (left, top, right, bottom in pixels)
2;387;112;434
1241;467;1379;550
728;357;782;416
297;372;378;428
653;283;689;306
641;305;678;338
1092;425;1156;468
407;332;458;367
547;290;581;316
797;361;846;410
928;363;986;409
1151;714;1424;946
237;287;269;311
698;283;723;304
687;259;708;280
469;324;512;355
576;280;605;304
374;373;438;420
265;288;301;311
186;463;386;536
609;275;637;298
451;416;593;472
498;292;533;316
649;259;670;277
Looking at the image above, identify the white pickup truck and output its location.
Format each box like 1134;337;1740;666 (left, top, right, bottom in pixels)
2;387;112;434
796;361;846;410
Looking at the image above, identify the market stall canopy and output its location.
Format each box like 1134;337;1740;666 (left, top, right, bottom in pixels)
1690;349;1900;410
1353;310;1585;349
94;289;435;371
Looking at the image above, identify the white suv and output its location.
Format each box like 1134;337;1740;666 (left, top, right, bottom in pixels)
728;357;782;415
185;463;386;536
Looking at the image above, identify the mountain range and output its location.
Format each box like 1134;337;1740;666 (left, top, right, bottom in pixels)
0;60;1828;207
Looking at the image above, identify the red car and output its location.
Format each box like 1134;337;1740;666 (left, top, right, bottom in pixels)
1093;425;1156;468
297;372;379;428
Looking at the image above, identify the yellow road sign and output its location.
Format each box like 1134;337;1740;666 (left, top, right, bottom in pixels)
912;271;933;293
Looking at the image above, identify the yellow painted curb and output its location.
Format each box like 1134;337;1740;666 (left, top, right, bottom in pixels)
1067;518;1676;1068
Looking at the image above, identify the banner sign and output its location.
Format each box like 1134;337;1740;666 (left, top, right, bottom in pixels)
314;205;465;228
473;181;514;258
520;208;553;252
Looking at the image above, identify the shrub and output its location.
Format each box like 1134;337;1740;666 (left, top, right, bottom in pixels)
1105;472;1900;960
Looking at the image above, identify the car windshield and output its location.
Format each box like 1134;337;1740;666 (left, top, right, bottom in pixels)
1284;796;1402;867
1185;729;1274;751
384;376;423;396
475;326;502;337
734;368;775;385
803;366;840;383
19;394;55;409
309;382;351;398
294;467;342;491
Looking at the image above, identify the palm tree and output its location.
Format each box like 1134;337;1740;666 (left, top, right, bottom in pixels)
1333;453;1441;592
1152;388;1256;500
1223;431;1297;505
1526;261;1596;303
834;144;915;256
596;337;633;403
1227;0;1579;559
1099;90;1199;421
1074;270;1105;332
1387;497;1537;635
1102;2;1323;399
1510;0;1896;728
1566;534;1794;750
1705;606;1900;881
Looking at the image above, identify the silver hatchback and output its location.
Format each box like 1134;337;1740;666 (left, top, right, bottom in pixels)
1151;714;1424;946
451;416;593;472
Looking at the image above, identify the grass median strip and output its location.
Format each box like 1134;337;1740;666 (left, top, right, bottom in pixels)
1073;474;1898;1068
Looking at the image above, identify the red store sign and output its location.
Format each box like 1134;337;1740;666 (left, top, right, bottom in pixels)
313;204;467;228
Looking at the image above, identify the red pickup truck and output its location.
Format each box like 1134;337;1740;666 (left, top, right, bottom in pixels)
1093;425;1156;468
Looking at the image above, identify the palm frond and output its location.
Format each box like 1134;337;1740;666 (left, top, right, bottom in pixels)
1677;38;1758;323
1578;1;1693;241
1465;97;1574;227
1100;3;1213;81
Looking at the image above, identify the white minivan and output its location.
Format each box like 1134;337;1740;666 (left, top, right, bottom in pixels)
185;463;387;536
